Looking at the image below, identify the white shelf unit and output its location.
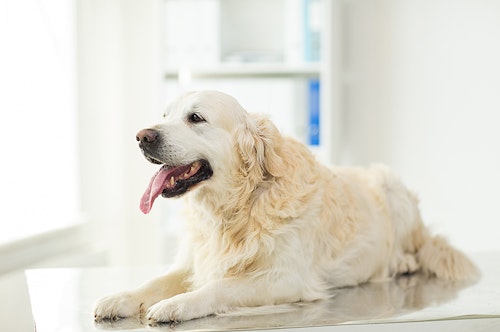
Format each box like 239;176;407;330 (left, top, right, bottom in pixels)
162;0;341;164
165;63;320;79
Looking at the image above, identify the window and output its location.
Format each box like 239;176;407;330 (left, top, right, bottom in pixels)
0;0;80;244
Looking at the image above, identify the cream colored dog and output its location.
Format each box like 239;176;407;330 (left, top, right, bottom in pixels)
94;90;478;324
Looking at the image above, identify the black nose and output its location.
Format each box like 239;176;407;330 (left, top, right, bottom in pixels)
136;129;159;143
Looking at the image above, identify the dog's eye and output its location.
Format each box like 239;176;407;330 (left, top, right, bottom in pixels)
188;113;206;124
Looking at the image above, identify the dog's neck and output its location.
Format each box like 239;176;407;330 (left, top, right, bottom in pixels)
192;171;264;219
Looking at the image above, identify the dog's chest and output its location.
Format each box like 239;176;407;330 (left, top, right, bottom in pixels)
190;236;230;288
188;221;264;289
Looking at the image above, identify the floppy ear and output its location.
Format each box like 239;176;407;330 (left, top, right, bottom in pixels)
235;113;284;179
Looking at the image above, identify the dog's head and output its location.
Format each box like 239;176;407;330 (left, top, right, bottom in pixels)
137;90;283;214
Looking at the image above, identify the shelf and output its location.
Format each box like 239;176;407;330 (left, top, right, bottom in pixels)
164;63;321;79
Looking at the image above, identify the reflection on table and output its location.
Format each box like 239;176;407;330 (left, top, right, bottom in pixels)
94;273;473;331
27;252;500;332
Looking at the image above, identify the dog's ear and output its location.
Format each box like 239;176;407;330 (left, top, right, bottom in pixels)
235;113;284;179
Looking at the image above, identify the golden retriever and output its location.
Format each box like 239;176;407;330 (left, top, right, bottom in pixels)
94;90;478;324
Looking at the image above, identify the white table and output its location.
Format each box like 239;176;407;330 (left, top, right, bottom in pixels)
27;252;500;331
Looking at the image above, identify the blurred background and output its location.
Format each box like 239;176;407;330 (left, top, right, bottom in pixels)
1;0;500;330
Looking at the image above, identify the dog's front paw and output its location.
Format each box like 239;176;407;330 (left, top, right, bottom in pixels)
146;293;210;323
94;291;145;322
146;298;186;323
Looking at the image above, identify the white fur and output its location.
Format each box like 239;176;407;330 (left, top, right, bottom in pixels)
94;91;478;324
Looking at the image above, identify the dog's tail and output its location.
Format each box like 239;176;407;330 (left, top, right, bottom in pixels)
417;233;479;281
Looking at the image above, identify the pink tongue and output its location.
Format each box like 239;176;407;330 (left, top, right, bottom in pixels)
140;167;171;214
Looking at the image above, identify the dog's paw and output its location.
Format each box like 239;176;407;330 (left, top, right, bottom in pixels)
94;291;145;322
146;298;186;323
146;293;210;324
397;254;419;275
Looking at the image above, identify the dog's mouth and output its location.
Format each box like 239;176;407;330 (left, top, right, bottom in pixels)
140;159;213;214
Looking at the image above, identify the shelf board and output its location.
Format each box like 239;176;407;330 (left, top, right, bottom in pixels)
165;63;321;79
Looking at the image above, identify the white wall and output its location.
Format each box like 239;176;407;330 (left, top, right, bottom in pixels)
77;0;166;266
76;0;500;267
340;0;500;251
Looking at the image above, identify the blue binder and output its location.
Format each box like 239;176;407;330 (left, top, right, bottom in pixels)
308;79;320;146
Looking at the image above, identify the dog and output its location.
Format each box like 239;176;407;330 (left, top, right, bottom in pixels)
94;90;478;324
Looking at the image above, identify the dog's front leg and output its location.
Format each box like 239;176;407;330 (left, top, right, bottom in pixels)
94;269;191;321
146;277;286;323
